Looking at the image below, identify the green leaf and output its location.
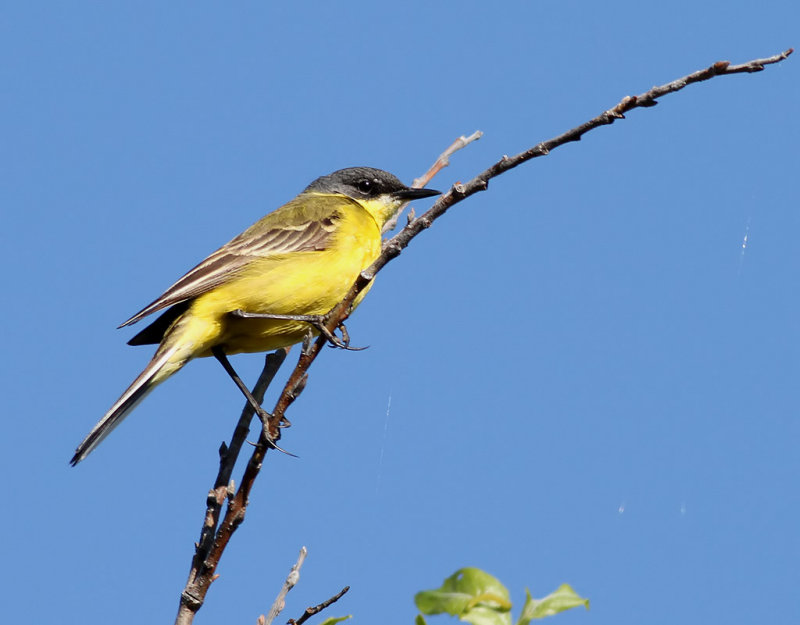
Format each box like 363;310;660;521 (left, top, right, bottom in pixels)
415;568;512;625
416;615;428;625
517;585;589;623
317;616;351;625
458;604;513;625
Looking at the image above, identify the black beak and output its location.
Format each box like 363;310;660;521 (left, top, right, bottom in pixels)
394;186;441;200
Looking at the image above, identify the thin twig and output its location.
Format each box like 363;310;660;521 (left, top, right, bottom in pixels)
378;49;795;265
258;547;308;625
173;49;792;624
382;131;482;234
288;586;350;625
413;130;483;189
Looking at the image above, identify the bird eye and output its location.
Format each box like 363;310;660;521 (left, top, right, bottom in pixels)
357;179;373;194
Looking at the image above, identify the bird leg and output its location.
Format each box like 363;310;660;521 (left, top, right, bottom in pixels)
229;309;367;351
211;346;296;456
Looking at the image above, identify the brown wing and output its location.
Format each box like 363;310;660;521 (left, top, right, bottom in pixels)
119;196;341;328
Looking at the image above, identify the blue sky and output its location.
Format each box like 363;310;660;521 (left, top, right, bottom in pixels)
2;2;798;624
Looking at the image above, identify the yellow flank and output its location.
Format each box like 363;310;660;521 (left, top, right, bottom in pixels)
71;167;440;465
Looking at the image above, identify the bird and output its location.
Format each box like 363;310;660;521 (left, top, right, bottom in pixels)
71;167;441;465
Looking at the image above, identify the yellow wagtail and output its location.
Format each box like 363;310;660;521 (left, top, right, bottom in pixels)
71;167;440;465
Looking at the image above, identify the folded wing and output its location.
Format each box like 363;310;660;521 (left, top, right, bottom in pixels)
119;197;342;328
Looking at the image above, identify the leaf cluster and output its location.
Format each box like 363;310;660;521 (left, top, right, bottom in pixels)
414;568;588;625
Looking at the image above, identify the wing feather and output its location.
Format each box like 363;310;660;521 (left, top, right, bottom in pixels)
119;196;341;328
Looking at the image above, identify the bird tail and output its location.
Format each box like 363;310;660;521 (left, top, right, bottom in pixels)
70;342;184;466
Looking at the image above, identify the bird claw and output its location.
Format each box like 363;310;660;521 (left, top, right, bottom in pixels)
262;425;297;457
320;320;368;351
251;401;296;456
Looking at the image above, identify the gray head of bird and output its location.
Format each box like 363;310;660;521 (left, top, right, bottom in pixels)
305;166;440;203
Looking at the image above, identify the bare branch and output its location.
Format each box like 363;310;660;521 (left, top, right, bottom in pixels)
378;49;795;263
259;547;308;625
176;349;288;625
288;586;350;625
